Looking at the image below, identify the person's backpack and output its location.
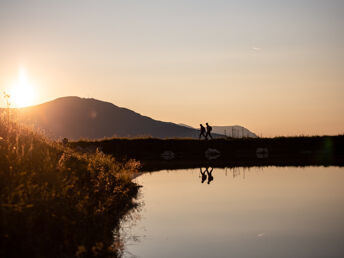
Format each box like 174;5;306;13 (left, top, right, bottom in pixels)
209;126;212;131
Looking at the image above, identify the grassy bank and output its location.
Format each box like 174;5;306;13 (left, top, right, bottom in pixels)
0;117;140;257
71;135;344;171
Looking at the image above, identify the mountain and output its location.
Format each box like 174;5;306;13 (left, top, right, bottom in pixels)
178;123;195;129
15;96;223;140
212;126;258;138
179;124;258;138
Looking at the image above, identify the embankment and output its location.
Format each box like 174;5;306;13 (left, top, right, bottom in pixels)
71;135;344;171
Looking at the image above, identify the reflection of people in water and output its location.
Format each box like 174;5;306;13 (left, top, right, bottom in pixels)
206;167;214;184
199;124;206;140
200;167;207;183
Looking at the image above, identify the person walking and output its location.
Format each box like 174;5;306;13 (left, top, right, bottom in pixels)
199;124;206;139
205;122;213;140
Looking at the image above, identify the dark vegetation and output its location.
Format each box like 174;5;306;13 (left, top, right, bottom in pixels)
71;135;344;171
0;115;140;257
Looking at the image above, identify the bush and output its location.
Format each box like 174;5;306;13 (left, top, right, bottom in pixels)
0;116;140;257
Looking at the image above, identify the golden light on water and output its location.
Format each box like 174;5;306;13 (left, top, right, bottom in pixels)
9;67;36;108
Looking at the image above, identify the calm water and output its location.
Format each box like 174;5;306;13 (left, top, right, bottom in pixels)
122;167;344;258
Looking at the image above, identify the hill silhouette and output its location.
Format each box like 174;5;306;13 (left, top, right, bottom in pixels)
212;125;257;138
179;124;257;138
15;96;210;140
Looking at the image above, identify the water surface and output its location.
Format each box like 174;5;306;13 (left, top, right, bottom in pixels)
123;166;344;258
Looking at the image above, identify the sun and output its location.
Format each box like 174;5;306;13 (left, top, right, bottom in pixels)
9;68;36;108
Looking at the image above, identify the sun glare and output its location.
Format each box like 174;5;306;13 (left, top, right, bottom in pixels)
9;68;36;108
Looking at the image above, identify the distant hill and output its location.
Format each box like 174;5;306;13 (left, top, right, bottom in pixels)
13;96;224;140
212;126;258;138
179;124;258;138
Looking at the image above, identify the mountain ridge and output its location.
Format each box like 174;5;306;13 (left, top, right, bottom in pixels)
3;96;257;140
13;97;207;139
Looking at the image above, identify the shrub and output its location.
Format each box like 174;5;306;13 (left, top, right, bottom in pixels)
0;116;140;257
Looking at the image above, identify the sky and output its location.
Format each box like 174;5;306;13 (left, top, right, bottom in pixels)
1;0;343;137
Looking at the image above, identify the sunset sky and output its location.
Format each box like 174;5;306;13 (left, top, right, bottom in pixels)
1;0;343;137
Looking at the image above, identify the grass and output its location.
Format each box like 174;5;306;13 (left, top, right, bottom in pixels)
71;135;344;171
0;114;140;257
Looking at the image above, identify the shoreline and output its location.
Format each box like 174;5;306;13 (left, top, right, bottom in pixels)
71;135;344;171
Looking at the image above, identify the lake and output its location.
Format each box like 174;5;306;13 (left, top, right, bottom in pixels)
121;166;344;258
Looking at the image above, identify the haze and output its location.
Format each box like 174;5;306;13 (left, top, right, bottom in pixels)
1;0;343;137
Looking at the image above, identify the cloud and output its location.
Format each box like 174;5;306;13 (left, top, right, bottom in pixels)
257;232;265;237
252;46;262;51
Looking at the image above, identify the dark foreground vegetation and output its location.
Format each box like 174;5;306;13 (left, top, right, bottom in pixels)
71;135;344;171
0;117;140;257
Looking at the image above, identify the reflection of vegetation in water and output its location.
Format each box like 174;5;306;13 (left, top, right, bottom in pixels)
226;166;265;180
0;114;140;257
116;188;145;258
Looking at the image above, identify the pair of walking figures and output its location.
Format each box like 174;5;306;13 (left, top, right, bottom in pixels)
199;122;213;140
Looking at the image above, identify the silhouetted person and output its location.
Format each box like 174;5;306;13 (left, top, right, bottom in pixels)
200;168;207;183
199;124;206;139
205;123;213;140
206;167;214;184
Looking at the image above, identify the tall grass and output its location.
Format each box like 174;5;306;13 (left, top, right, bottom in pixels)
0;113;140;257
